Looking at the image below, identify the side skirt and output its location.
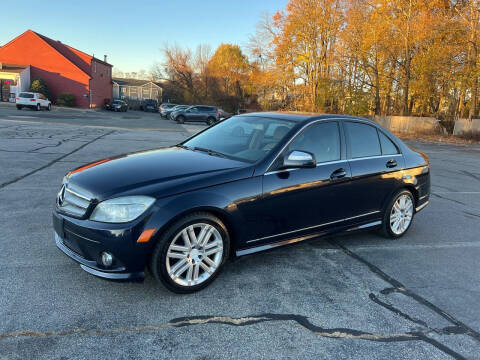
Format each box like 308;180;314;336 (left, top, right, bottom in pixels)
235;220;382;257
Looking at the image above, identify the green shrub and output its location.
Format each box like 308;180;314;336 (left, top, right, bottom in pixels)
29;77;51;99
56;93;76;107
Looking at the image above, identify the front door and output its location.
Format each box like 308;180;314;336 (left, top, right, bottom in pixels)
186;106;202;122
250;121;350;246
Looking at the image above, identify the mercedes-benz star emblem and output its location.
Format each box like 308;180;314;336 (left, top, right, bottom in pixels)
57;184;66;206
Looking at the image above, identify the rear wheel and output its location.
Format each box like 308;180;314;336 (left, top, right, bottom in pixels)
380;189;415;239
177;115;185;124
36;103;41;111
16;105;22;110
150;212;230;293
47;104;51;111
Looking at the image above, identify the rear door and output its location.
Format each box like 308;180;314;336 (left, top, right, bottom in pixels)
343;120;404;223
38;93;47;107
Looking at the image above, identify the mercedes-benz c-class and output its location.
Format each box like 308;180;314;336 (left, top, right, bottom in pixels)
53;113;430;293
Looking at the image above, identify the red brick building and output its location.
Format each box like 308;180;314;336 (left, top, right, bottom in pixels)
0;30;112;108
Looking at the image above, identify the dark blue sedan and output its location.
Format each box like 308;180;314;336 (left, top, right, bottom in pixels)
53;113;430;293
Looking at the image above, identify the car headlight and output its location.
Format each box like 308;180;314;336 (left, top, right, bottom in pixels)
90;196;155;223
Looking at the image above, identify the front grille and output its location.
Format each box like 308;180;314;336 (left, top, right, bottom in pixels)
57;182;92;217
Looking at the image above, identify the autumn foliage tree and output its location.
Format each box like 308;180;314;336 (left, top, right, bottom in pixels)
156;0;480;122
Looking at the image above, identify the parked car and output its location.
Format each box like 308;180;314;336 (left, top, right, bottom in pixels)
217;108;231;120
159;103;178;118
53;113;430;293
164;105;189;120
172;105;219;125
141;99;159;112
105;100;128;112
16;92;51;111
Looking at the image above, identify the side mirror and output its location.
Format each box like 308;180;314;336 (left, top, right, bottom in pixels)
282;150;316;169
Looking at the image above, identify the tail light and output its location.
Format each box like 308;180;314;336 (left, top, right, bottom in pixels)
16;97;19;100
30;99;36;102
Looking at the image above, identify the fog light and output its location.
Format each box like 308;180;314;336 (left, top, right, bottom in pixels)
101;252;113;267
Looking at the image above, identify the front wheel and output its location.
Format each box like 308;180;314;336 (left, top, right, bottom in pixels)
176;115;185;124
47;104;51;111
206;117;215;125
150;212;230;293
380;190;415;239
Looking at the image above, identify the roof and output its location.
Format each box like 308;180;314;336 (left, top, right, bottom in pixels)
0;30;112;77
113;78;163;88
0;63;28;73
243;112;368;123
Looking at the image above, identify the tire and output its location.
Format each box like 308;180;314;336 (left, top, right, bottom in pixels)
150;212;230;294
380;189;415;239
206;117;215;125
36;103;41;111
177;115;185;124
47;104;51;111
16;105;22;110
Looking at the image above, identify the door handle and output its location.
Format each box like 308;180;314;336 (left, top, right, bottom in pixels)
386;159;398;168
330;168;347;180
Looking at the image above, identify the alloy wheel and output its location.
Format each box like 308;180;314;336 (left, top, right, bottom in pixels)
389;194;414;235
166;223;223;287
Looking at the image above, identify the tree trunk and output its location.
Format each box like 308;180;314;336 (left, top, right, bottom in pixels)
402;58;411;116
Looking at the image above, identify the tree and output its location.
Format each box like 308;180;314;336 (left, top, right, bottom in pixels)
29;77;51;100
208;44;250;97
272;0;345;112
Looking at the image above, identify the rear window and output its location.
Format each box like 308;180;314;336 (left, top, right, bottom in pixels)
199;106;215;112
345;122;381;158
19;93;34;98
379;131;399;155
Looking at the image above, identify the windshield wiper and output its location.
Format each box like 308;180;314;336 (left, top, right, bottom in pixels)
192;147;228;158
177;144;191;150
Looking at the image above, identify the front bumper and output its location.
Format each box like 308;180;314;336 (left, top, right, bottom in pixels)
53;211;149;280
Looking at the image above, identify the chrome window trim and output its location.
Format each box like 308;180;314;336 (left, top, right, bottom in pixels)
264;159;347;176
246;210;381;244
265;118;345;174
348;154;403;162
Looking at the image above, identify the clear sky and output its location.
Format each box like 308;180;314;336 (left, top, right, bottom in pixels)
0;0;287;73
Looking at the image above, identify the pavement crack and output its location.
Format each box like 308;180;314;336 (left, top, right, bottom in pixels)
330;240;480;347
368;293;430;329
431;193;467;206
0;130;115;189
28;140;63;152
0;313;467;359
461;170;480;182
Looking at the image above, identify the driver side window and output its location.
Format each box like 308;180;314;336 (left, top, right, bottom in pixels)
286;122;341;164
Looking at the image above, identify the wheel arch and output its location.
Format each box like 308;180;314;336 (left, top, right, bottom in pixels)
382;184;419;214
149;205;239;259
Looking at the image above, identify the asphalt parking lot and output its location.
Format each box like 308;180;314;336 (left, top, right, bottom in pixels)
0;105;479;359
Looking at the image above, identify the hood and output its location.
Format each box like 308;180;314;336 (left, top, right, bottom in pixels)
66;147;251;200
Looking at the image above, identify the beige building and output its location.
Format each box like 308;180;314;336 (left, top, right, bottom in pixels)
0;63;30;102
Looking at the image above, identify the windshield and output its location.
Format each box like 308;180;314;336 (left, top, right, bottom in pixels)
182;116;296;163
